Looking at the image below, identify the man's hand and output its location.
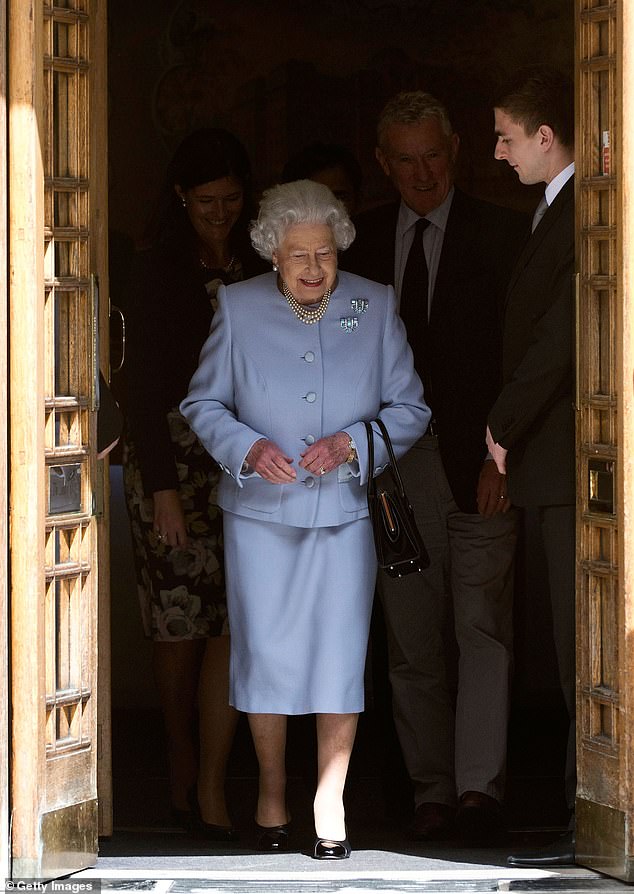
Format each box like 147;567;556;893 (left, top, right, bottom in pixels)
477;459;511;518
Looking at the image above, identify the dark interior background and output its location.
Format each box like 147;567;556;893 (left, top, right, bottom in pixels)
106;0;574;832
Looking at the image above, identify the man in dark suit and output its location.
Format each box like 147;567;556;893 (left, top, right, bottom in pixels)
343;91;526;843
486;66;576;866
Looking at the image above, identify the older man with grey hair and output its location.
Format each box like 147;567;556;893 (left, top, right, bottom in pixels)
343;90;527;844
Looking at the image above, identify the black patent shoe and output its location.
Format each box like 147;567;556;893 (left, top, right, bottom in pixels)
187;786;238;842
255;822;291;851
312;836;351;860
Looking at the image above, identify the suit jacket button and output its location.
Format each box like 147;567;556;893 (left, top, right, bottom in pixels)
304;477;315;488
305;392;317;403
304;434;316;445
303;351;315;362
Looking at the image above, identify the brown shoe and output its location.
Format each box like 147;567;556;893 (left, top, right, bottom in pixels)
455;791;506;845
410;802;455;841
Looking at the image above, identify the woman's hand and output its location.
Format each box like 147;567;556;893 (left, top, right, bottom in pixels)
247;438;296;483
477;459;512;519
299;431;351;477
153;489;188;548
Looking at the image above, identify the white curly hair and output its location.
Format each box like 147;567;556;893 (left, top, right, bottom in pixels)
250;179;356;261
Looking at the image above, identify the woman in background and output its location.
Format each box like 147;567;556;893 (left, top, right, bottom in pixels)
123;128;264;837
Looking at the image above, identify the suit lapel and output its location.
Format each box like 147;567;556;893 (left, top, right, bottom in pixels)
506;177;574;300
380;203;399;285
430;188;470;321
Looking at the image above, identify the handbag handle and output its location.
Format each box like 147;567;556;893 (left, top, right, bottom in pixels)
364;418;407;498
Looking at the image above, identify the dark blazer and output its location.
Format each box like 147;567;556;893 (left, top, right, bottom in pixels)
125;239;266;495
343;188;527;513
488;176;575;507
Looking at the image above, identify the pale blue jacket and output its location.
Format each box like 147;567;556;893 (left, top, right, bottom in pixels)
180;271;430;527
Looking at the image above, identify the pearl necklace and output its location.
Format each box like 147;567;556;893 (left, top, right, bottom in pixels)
281;281;332;325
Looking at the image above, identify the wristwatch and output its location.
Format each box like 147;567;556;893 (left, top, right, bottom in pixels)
345;436;357;464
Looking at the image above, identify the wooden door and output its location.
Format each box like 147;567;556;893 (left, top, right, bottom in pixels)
8;0;110;880
0;0;10;882
575;0;634;880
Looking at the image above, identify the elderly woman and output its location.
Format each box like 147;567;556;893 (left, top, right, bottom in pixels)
181;179;429;859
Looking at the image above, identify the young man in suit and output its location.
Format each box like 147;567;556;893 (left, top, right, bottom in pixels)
487;66;576;866
343;92;527;843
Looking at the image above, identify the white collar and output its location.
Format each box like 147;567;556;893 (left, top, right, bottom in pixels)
397;186;455;235
545;162;575;206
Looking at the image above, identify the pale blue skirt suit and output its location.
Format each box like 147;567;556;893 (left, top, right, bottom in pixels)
181;270;429;714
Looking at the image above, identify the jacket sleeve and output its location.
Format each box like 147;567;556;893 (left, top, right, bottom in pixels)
180;285;265;485
345;285;430;484
126;253;180;494
488;257;575;449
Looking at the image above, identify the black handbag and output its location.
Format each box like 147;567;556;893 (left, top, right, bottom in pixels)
364;419;429;578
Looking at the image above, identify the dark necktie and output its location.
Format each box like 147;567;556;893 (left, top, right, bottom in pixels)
399;217;430;390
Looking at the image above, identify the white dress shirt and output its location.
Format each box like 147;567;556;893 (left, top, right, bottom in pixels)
546;161;575;205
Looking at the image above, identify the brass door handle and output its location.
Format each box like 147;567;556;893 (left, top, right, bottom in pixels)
110;303;126;374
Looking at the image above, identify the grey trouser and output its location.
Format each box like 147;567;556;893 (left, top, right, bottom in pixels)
378;437;518;807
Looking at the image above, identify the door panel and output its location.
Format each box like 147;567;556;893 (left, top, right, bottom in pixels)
0;0;9;880
9;0;109;880
575;0;633;879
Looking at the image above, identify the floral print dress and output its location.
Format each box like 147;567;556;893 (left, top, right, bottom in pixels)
123;409;227;640
123;255;244;641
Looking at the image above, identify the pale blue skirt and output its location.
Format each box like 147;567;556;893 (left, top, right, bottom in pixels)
223;512;377;714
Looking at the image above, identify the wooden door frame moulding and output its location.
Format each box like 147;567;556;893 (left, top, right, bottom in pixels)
92;0;114;838
575;0;634;880
7;0;47;878
0;0;10;881
619;0;634;871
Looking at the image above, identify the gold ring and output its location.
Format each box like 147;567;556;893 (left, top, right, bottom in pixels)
319;466;326;476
